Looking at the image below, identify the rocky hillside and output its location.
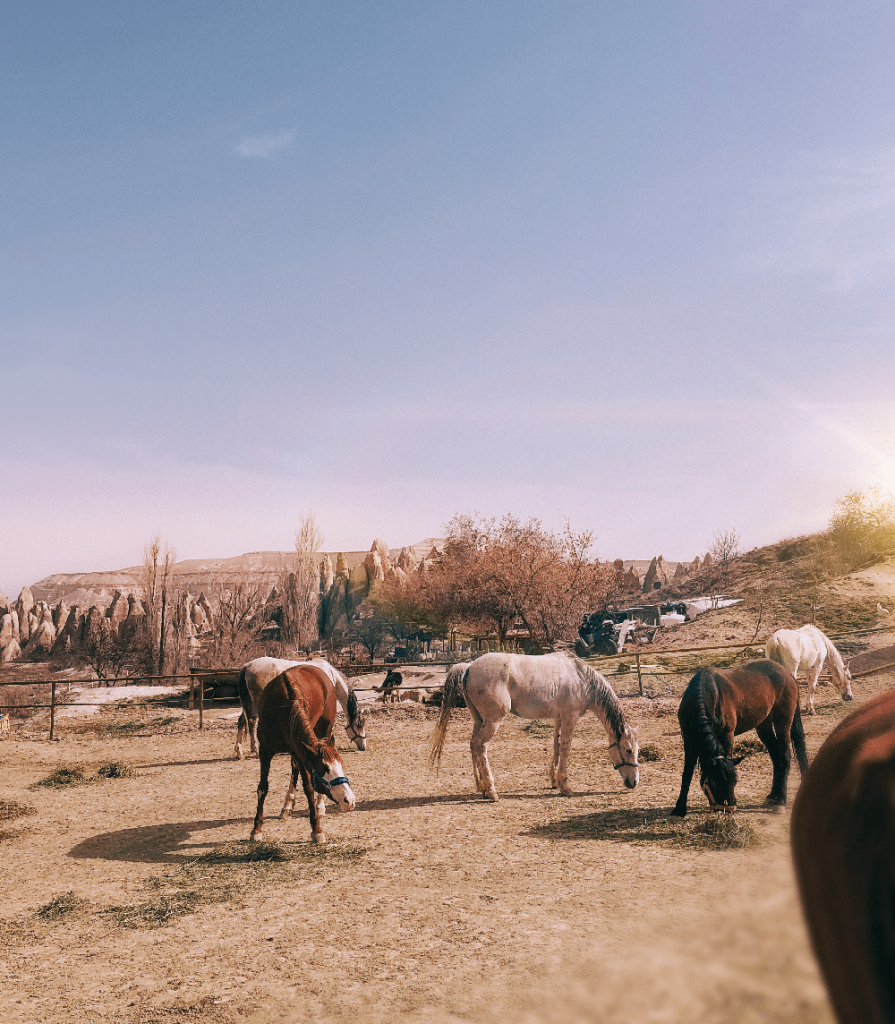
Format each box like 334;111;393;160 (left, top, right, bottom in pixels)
29;538;445;609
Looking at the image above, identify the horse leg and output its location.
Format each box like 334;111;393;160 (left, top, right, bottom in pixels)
299;765;326;843
471;717;503;802
279;759;300;819
554;712;580;796
250;715;260;755
235;712;247;760
550;720;560;787
671;742;698;817
250;749;273;841
757;720;790;812
466;702;487;792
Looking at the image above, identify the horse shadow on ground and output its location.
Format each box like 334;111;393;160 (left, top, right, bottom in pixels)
523;804;773;844
68;818;251;865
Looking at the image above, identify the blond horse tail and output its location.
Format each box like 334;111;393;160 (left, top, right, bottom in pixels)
429;664;468;769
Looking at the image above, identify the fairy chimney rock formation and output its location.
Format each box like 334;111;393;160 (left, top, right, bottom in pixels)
370;538;392;573
703;552;713;567
336;553;350;577
0;639;22;663
197;593;214;630
108;591;129;632
0;614;15;649
364;550;386;585
396;547;418;573
672;561;687;581
24;618;56;657
689;556;702;574
320;555;334;593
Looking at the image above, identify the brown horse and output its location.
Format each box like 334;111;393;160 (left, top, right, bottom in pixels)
792;690;895;1024
251;665;356;844
671;659;808;816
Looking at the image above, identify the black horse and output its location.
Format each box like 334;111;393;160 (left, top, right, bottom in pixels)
672;659;809;816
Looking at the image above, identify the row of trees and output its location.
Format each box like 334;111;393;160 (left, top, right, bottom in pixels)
359;514;620;657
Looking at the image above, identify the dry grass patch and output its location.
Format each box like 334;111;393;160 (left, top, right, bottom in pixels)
30;761;138;788
35;891;91;920
103;839;368;929
671;813;763;850
638;742;663;761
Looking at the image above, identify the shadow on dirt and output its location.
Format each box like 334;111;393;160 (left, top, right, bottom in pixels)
523;804;774;844
68;819;250;864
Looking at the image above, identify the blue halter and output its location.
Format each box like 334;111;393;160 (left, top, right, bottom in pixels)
312;769;350;800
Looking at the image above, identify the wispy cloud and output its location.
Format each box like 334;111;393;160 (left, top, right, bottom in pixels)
737;146;895;290
235;130;295;159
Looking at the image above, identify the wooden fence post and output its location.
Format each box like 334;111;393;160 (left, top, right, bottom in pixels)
636;652;643;697
49;680;57;741
199;677;204;731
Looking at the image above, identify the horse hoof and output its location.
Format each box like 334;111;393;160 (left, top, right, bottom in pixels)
484;790;499;802
250;832;262;842
312;832;327;844
278;811;291;820
766;801;787;814
669;809;685;818
558;787;574;797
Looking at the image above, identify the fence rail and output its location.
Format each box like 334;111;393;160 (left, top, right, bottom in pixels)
1;624;892;737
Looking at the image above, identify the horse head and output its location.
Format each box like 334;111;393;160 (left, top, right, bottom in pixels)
700;754;745;811
609;726;639;790
345;708;368;751
306;741;356;812
837;662;854;702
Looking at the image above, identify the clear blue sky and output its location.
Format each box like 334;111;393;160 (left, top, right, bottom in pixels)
3;1;894;598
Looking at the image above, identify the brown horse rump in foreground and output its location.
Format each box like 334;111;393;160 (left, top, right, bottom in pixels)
251;664;355;844
672;659;808;816
792;689;895;1024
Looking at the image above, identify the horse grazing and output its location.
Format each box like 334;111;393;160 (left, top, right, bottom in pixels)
792;689;895;1024
765;624;853;715
235;656;367;758
251;664;355;844
671;659;809;816
430;653;639;800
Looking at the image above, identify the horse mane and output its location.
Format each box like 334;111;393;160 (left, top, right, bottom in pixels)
572;657;626;739
681;669;728;766
282;673;333;759
808;625;847;677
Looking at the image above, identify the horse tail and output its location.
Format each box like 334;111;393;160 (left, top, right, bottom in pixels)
790;702;809;777
765;632;782;664
429;664;468;769
238;666;254;718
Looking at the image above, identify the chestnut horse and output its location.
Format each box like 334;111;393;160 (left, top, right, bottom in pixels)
251;665;356;844
671;659;808;816
792;690;895;1024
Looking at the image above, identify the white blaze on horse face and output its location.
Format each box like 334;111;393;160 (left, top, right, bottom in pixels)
323;758;355;811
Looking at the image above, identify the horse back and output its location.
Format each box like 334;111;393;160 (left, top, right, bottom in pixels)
257;665;338;753
792;689;895;1023
712;661;798;733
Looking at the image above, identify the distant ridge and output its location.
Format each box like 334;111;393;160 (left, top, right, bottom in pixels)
29;538;445;608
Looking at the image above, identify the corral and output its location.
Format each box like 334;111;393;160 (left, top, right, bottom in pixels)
3;651;894;1024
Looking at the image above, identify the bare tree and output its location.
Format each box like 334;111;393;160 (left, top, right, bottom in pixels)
142;535;176;676
279;511;323;653
392;513;613;652
705;527;741;602
203;578;268;666
345;607;392;662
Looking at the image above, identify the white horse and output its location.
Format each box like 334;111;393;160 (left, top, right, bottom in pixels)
765;625;853;715
235;657;367;758
430;653;639;800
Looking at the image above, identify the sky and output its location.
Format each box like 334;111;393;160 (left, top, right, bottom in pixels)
2;1;895;599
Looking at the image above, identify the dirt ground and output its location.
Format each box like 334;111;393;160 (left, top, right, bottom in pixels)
3;656;894;1024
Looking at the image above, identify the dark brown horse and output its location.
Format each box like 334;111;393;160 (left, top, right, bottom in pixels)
250;664;356;844
792;690;895;1024
671;659;808;816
